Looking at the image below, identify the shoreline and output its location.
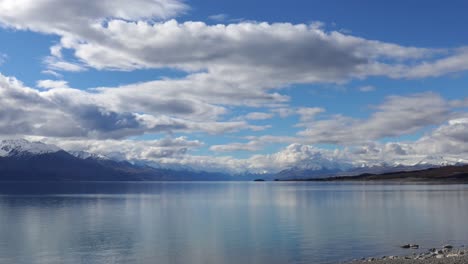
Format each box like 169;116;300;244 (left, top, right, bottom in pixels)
345;245;467;264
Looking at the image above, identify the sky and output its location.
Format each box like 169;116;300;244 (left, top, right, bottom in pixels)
0;0;467;173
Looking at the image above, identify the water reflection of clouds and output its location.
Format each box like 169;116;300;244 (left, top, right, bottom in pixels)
0;183;467;263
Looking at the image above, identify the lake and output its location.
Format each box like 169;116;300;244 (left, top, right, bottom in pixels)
0;182;467;264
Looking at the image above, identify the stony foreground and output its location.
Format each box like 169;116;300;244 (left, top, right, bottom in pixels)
348;246;468;264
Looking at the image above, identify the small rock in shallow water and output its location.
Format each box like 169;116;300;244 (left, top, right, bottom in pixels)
401;244;411;249
444;244;453;249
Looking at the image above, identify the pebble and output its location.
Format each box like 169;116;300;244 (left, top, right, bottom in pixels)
349;245;468;263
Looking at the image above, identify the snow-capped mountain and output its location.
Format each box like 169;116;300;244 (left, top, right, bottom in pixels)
275;154;468;179
0;139;233;181
0;138;466;181
0;139;61;157
413;155;468;167
69;150;110;161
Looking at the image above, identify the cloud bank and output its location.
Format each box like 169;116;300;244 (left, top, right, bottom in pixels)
0;0;468;173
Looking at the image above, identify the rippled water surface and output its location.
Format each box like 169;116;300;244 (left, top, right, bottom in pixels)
0;182;467;264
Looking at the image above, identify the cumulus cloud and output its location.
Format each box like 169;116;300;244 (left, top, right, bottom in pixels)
3;1;467;85
115;142;344;174
0;0;187;33
36;79;70;89
0;72;264;139
212;93;468;156
298;93;461;144
1;1;468;173
32;136;204;161
412;117;468;156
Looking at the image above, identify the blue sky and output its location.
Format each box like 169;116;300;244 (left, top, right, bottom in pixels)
0;0;467;173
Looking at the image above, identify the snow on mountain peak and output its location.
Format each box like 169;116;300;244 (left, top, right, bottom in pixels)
69;150;110;160
0;139;61;157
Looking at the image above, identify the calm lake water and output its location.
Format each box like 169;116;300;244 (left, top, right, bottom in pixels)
0;182;467;264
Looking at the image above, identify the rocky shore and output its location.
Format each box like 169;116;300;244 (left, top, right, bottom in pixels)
348;245;468;264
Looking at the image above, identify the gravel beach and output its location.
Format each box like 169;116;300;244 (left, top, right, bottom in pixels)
347;246;468;264
350;255;468;264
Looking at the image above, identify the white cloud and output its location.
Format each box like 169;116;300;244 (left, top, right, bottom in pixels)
210;142;261;152
43;56;87;72
412;117;468;156
296;107;325;122
41;70;63;78
46;20;436;81
0;1;467;122
298;93;461;144
1;1;468;173
210;135;296;153
211;93;468;157
0;0;187;33
36;79;70;89
397;47;468;79
32;136;204;161
0;72;264;139
125;143;345;174
208;14;229;22
243;112;274;120
3;1;460;84
358;85;376;92
0;0;188;72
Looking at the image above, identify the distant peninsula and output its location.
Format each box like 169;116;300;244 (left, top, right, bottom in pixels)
288;165;468;182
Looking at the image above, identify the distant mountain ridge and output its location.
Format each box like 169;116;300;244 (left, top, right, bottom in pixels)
0;139;466;181
0;139;61;157
0;139;233;181
294;164;468;182
275;158;468;180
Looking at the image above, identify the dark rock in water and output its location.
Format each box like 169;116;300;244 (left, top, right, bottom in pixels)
444;244;454;249
254;179;265;182
401;243;419;249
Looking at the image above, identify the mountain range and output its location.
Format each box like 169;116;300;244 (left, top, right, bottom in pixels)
0;139;232;181
0;139;466;181
296;164;468;182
